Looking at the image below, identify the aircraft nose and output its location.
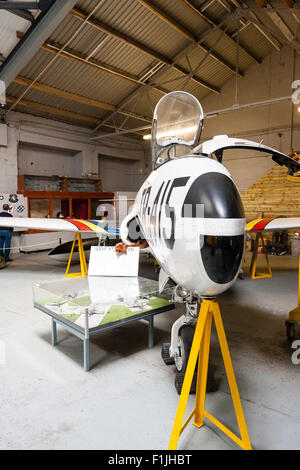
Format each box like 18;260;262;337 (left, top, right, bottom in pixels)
181;170;245;286
182;171;244;219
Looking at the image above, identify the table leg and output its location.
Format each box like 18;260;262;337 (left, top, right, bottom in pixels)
148;316;154;349
52;319;57;346
83;338;90;372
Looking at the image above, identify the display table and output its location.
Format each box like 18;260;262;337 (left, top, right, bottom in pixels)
33;276;175;371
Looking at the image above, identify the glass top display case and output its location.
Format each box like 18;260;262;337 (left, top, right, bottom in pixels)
33;276;174;335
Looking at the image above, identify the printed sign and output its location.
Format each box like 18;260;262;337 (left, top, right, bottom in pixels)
88;246;139;277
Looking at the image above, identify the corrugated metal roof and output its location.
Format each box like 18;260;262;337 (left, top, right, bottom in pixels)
239;22;274;61
204;29;252;72
140;0;209;39
11;49;138;105
90;0;191;58
175;46;233;88
2;0;299;133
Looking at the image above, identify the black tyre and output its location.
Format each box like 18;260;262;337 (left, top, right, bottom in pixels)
175;370;197;395
174;325;195;373
174;325;218;395
161;343;175;365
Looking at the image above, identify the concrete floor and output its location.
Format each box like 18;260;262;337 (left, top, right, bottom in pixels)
0;251;300;450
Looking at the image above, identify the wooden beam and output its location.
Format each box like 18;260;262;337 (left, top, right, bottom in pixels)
16;31;161;89
13;76;116;111
13;75;152;122
71;7;220;94
137;0;244;76
6;95;100;125
255;0;267;6
283;0;294;6
6;95;150;133
17;35;144;86
18;31;215;98
265;2;294;42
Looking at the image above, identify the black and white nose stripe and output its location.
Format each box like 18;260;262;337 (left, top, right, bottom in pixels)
180;171;245;285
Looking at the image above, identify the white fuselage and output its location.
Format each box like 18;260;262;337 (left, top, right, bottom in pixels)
121;155;246;297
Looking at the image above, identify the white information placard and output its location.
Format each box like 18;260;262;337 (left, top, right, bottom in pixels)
88;246;139;277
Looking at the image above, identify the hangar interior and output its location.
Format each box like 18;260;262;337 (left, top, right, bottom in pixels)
1;0;300;451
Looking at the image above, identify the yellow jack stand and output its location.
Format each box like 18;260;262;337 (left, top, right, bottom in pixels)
249;232;272;279
168;299;252;451
65;232;88;278
286;255;300;339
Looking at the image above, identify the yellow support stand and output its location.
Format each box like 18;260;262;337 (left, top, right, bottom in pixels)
168;299;252;451
65;232;88;278
286;255;300;338
249;232;272;279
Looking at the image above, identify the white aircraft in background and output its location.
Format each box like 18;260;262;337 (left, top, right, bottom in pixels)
1;91;300;391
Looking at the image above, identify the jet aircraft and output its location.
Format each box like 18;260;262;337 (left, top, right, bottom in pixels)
1;91;300;389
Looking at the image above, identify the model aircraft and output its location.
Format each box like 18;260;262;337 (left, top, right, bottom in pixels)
1;91;300;392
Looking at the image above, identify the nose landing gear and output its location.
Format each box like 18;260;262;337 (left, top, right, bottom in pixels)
161;294;217;394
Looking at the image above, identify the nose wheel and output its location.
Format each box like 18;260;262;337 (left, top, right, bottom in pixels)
174;325;195;373
162;324;218;395
162;325;197;394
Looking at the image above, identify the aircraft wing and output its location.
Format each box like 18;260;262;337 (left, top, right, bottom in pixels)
247;218;300;233
0;217;120;235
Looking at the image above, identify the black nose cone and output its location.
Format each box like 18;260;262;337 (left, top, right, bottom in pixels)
182;172;245;219
201;235;244;284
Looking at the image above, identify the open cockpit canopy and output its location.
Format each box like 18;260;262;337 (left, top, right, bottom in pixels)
152;91;204;169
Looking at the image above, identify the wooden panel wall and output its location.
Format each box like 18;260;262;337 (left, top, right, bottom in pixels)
241;165;300;220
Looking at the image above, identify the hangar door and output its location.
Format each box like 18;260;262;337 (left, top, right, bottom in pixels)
99;155;141;192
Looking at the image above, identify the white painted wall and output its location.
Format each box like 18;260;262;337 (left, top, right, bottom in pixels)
99;155;142;192
0;123;18;193
0;110;145;194
18;143;82;178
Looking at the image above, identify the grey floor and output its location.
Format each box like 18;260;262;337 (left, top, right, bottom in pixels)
0;251;300;450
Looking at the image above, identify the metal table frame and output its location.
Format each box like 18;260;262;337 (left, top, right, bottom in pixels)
34;301;175;371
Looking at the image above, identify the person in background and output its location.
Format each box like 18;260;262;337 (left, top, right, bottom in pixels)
56;212;64;219
0;204;13;263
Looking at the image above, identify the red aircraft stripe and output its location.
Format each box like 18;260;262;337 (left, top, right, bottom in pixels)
251;218;274;231
67;219;92;231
